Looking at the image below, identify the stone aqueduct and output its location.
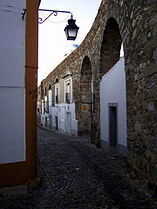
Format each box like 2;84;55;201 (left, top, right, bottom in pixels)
39;0;157;193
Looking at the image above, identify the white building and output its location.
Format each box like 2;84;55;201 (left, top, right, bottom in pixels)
0;1;26;164
40;75;78;135
0;0;39;186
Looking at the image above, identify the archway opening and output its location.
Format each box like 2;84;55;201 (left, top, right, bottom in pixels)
100;17;127;156
79;56;92;136
100;17;122;76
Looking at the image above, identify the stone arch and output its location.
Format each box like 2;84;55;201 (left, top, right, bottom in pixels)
99;16;127;156
78;56;92;136
100;17;122;76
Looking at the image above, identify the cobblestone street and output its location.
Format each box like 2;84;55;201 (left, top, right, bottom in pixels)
0;126;157;209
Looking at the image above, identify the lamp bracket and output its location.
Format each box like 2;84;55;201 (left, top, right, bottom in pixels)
21;8;73;24
38;9;73;24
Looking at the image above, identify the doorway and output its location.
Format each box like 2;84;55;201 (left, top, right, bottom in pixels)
66;112;71;134
109;105;117;148
55;116;58;130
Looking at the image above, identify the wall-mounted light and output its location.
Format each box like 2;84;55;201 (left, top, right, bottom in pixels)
64;15;79;41
22;9;79;41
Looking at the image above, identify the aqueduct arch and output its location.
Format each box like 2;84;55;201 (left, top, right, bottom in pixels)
78;56;92;136
100;16;127;156
100;17;122;76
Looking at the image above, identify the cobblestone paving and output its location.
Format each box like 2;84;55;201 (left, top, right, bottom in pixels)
0;126;157;209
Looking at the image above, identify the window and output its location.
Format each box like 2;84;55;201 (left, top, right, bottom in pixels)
45;87;47;95
65;82;70;103
56;88;58;104
55;84;60;104
42;100;44;114
48;89;52;107
49;84;51;90
44;96;48;113
64;77;72;103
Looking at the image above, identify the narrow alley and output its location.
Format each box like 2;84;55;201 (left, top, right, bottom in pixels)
1;126;157;209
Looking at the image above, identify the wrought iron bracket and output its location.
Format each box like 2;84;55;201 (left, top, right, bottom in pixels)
38;9;72;24
21;8;73;24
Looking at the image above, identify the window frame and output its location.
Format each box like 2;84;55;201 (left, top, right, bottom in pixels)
55;83;60;105
64;76;72;104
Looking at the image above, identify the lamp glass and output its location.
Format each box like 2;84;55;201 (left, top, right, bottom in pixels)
68;28;78;38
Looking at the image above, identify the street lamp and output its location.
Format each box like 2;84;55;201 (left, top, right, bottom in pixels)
22;9;79;41
64;15;79;41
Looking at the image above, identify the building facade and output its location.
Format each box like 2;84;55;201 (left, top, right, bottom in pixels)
0;0;39;186
38;73;78;136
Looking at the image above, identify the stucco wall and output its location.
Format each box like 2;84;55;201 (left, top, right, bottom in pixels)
100;57;127;156
0;0;26;164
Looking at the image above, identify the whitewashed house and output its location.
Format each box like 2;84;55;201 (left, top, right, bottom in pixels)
40;75;78;135
0;0;40;186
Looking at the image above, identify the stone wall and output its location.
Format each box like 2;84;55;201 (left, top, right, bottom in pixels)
38;0;157;194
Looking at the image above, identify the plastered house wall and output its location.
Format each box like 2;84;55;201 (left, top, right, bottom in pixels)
0;0;40;186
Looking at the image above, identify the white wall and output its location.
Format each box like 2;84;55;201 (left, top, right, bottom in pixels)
48;103;78;135
100;57;127;149
0;0;26;164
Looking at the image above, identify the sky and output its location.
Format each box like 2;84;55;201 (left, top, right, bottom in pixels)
38;0;102;85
